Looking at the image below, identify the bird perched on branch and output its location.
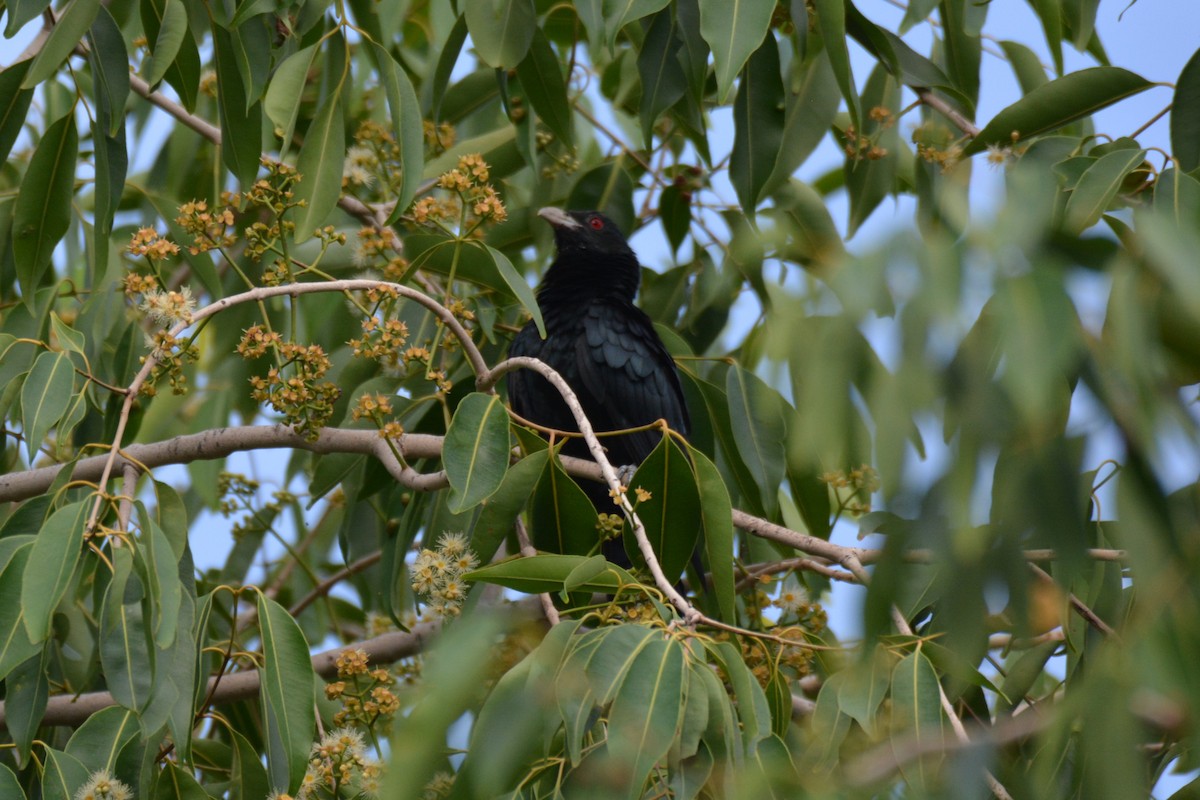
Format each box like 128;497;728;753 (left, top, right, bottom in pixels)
507;207;691;515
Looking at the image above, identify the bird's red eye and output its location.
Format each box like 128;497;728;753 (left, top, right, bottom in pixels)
588;217;604;230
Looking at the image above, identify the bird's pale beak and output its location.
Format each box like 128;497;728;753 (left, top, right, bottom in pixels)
537;207;581;229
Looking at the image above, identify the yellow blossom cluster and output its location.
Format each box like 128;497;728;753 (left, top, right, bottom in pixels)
411;154;507;228
325;649;404;732
176;199;237;254
239;327;340;440
127;227;180;259
410;532;479;620
294;727;383;799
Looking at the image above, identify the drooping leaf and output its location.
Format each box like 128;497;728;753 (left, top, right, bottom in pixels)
256;591;317;792
0;59;35;165
370;42;425;218
964;67;1153;156
688;445;735;621
0;544;40;681
22;0;101;89
1171;46;1200;173
444;392;511;512
99;548;154;713
264;45;316;158
13;113;78;299
517;28;573;147
811;0;859;129
606;637;686;796
623;434;701;581
86;6;130;138
465;0;536;68
21;501;87;643
725;366;786;514
730;38;785;212
142;0;188;87
291;94;345;242
699;0;776;104
484;244;545;337
636;10;687;147
890;650;946;789
20;351;76;460
212;23;262;187
529;451;604;556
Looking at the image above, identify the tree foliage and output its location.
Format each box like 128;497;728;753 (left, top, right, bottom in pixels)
1;1;1199;798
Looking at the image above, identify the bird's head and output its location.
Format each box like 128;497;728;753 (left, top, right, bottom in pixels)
538;207;634;260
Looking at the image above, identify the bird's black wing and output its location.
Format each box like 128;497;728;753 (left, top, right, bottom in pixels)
574;300;690;465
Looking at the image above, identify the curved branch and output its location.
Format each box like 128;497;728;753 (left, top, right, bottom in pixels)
488;356;700;624
0;424;1130;572
0;621;440;730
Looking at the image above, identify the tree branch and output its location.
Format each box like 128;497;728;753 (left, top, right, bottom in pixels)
0;620;441;729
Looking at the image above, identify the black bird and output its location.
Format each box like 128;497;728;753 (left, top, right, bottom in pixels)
507;207;691;516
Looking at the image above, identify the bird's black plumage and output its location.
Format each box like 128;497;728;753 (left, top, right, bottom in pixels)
507;208;690;501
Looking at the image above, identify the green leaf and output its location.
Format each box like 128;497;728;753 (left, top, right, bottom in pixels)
467;553;636;595
517;29;573;147
0;544;40;681
586;623;658;703
484;243;545;337
21;351;76;459
65;706;138;773
230;15;271;110
142;0;188;87
5;0;51;38
22;0;101;88
22;501;87;643
155;761;216;799
264;45;316;158
291;94;345;242
86;6;129;138
13;113;78;298
604;0;670;50
1063;148;1146;234
658;184;691;255
623;434;701;581
700;0;776;104
890;650;945;788
464;0;536;68
1171;46;1200;173
763;48;840;199
939;0;982;108
212;23;262;187
999;40;1049;95
707;640;771;752
444;393;511;513
964;67;1153;156
606;637;686;797
369;42;424;218
6;649;49;768
0;60;35;164
256;591;316;792
142;514;183;648
528;448;600;555
836;644;892;736
636;11;686;147
812;0;859;129
41;749;89;800
689;446;735;620
471;451;548;564
141;0;200;110
0;763;26;799
100;548;154;713
49;311;84;355
730;39;787;214
725;366;786;514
